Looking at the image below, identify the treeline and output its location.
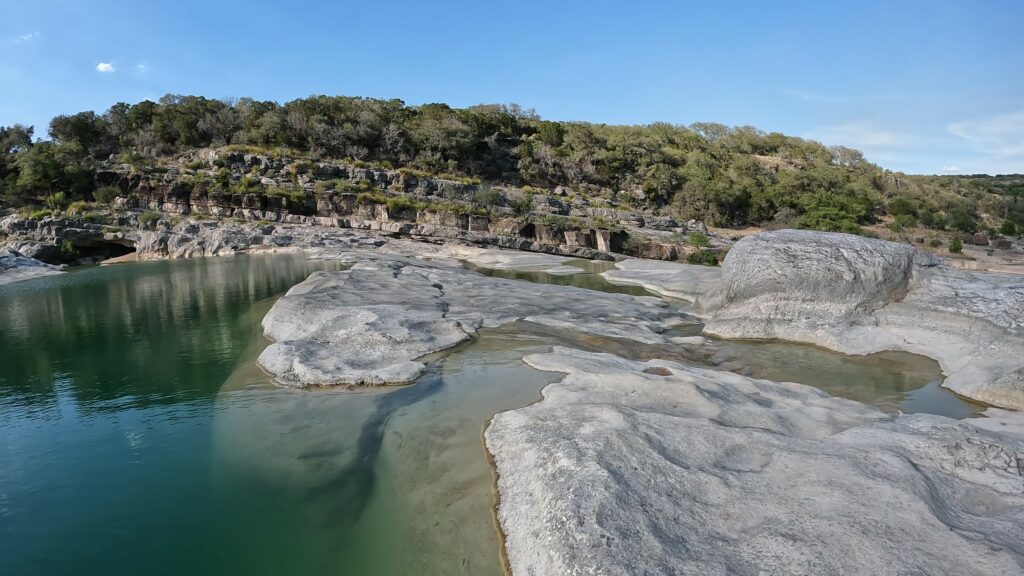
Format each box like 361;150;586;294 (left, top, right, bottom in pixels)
1;94;1021;234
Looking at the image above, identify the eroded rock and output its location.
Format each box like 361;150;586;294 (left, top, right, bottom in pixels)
257;255;684;387
700;230;1024;410
486;347;1024;576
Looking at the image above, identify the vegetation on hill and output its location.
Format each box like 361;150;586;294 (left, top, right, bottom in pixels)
2;94;1022;236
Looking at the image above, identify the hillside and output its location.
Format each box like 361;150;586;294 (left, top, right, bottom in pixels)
1;94;1022;245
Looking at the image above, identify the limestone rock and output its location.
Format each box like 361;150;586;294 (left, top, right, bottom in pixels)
700;229;1024;409
602;257;721;302
0;247;63;286
257;255;683;387
486;347;1024;576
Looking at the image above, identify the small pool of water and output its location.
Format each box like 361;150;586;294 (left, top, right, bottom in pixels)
465;259;655;297
468;259;984;419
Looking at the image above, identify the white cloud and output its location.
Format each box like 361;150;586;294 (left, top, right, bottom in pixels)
96;62;115;73
135;62;149;73
780;89;846;104
940;165;963;173
948;110;1024;159
14;33;37;44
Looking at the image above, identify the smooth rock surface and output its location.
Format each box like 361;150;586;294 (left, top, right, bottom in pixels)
0;247;63;285
700;230;1024;410
602;257;721;302
486;347;1024;576
257;254;685;387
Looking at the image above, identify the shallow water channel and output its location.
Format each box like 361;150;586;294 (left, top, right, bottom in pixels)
0;253;984;575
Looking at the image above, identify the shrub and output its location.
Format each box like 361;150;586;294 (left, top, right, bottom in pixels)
948;237;963;254
60;239;76;257
28;209;52;221
894;213;916;228
1001;220;1018;236
687;231;710;248
67;201;90;216
508;192;534;217
94;186;120;207
474;186;502;208
796;207;861;235
139;211;161;226
948;208;977;233
887;196;917;217
687;250;719;266
620;236;643;256
356;191;386;205
928;237;942;248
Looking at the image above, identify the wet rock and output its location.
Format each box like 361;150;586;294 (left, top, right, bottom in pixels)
602;257;721;302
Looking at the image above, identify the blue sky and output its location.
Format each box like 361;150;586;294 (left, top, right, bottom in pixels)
2;0;1021;174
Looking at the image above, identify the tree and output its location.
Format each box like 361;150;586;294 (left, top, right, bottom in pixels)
948;207;977;233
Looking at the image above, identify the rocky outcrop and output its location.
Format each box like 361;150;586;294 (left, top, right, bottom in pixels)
0;247;63;286
602;257;722;303
486;347;1024;576
700;229;1024;410
257;254;684;387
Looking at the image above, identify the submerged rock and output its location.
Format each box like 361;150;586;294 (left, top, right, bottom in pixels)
602;257;721;302
257;254;684;387
700;230;1024;410
486;347;1024;576
0;247;63;286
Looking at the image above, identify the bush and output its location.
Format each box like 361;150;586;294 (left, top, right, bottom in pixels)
948;237;963;254
28;209;52;221
1001;220;1018;236
508;192;534;217
474;186;502;208
686;250;719;266
139;211;161;226
796;207;861;235
948;208;977;233
94;186;120;206
687;231;710;248
894;213;917;228
928;237;942;248
887;196;917;217
67;201;91;216
60;239;76;257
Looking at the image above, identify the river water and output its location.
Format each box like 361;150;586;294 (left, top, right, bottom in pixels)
0;253;983;575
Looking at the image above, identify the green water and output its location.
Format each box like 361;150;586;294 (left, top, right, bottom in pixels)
0;252;985;575
0;254;354;575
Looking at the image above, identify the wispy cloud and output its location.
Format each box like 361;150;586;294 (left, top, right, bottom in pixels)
780;89;905;105
135;62;149;73
940;165;963;173
96;62;115;73
14;32;38;44
947;109;1024;159
780;89;846;104
805;121;914;148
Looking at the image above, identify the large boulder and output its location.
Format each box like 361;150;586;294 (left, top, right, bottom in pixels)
700;229;1024;410
0;247;63;285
